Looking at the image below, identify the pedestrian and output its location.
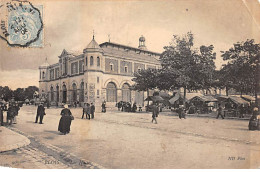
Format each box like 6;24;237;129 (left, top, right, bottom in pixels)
249;107;260;130
178;105;186;119
7;103;16;125
0;107;3;126
102;101;106;113
121;102;125;112
58;104;74;135
127;102;131;112
216;104;224;119
82;103;87;119
151;103;159;124
132;102;137;112
35;102;46;124
90;103;95;119
46;101;50;109
239;104;245;118
117;101;122;111
188;103;196;114
13;103;20;124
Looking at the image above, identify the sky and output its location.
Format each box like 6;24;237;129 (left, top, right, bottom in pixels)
0;0;260;89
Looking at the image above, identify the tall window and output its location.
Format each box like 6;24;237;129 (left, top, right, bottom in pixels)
79;82;84;102
42;71;45;79
90;56;94;66
124;66;128;73
97;57;100;67
56;85;59;102
106;82;117;102
97;77;99;83
79;60;84;73
85;56;88;66
50;86;54;101
110;63;114;71
72;83;77;102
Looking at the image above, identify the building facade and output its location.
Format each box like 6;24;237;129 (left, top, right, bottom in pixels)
39;36;161;108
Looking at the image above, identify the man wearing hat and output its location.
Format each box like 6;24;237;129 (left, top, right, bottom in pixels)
35;102;46;124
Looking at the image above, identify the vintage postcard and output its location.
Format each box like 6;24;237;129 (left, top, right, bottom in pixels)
0;0;260;169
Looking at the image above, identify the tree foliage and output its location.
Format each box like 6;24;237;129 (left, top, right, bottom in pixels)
132;68;158;93
220;39;260;99
0;86;39;101
159;32;216;91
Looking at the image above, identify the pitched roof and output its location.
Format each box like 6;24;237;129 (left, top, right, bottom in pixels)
228;96;249;105
100;43;160;64
86;38;101;49
190;95;218;102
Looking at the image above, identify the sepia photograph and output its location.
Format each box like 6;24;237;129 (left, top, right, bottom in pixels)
0;0;260;169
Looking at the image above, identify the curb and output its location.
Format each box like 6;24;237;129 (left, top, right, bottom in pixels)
0;127;31;153
186;114;250;120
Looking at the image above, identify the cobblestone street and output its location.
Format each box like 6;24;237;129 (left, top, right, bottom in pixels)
1;105;260;169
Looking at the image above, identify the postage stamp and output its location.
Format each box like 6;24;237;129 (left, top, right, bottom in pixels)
0;0;43;47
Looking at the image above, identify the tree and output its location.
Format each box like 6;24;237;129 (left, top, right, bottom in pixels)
13;88;25;101
0;86;13;101
132;68;158;97
221;39;260;103
159;32;216;107
24;86;39;100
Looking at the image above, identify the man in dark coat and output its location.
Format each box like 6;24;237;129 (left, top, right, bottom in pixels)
7;104;16;125
132;102;137;112
90;103;95;119
151;103;159;124
35;103;46;124
216;104;224;119
178;105;186;119
117;101;122;111
82;103;91;119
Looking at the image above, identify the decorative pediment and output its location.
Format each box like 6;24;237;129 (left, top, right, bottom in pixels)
59;49;69;58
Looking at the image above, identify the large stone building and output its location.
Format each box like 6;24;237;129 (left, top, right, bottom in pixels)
39;36;161;109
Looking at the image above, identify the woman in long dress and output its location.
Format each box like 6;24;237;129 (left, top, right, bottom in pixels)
58;104;74;135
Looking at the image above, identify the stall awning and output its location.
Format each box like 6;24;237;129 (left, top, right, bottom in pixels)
228;96;250;105
169;93;180;104
190;95;218;102
169;92;203;105
241;95;255;102
144;96;164;103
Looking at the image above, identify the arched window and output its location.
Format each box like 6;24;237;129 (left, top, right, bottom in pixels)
85;56;88;66
42;71;45;79
90;56;94;66
110;62;114;71
97;56;100;67
62;84;67;103
50;86;54;101
72;83;77;102
106;82;117;102
122;83;131;102
79;82;84;102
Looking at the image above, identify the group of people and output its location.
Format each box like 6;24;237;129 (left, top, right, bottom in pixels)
0;101;20;126
116;101;138;113
35;102;96;135
82;103;95;120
